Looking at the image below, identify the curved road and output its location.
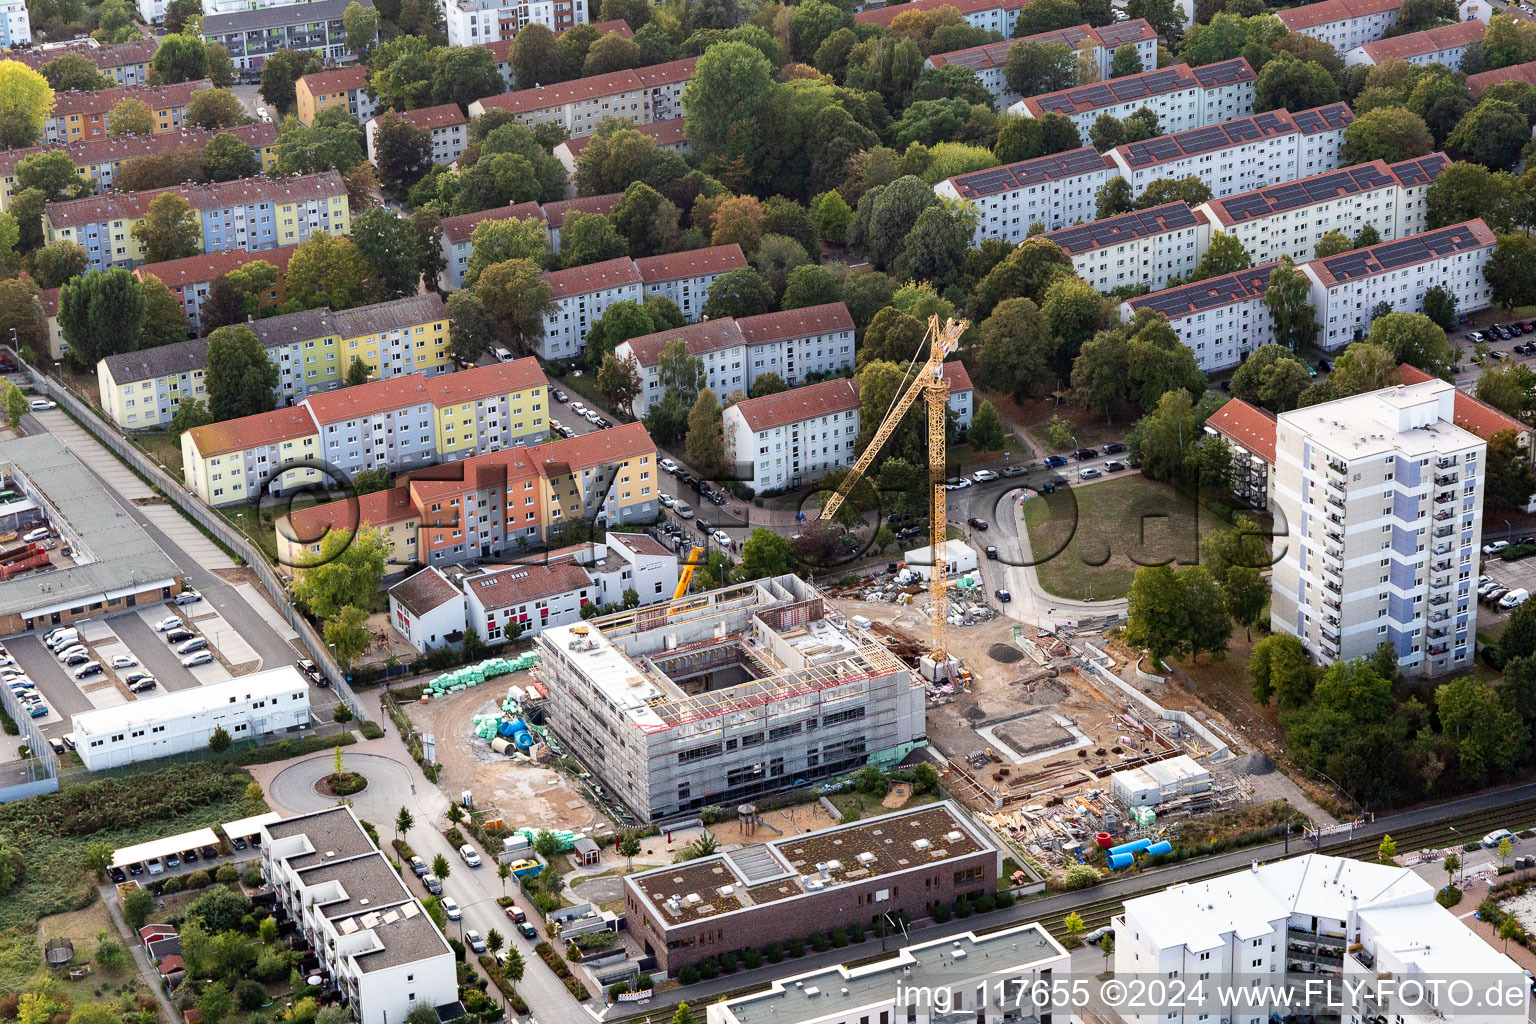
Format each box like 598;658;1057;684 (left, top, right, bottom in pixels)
267;750;591;1023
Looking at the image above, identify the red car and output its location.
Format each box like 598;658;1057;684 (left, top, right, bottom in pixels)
967;517;989;531
505;905;526;924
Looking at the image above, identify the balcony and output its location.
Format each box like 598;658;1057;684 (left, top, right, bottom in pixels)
1434;510;1453;521
1429;610;1449;623
1433;560;1452;573
1429;594;1450;606
1435;473;1457;487
1436;457;1455;470
1327;495;1345;510
1434;493;1454;505
1429;646;1450;657
1327;458;1347;475
1324;594;1341;611
1430;627;1449;641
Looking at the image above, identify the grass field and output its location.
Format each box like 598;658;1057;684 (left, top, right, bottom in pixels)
1022;474;1239;600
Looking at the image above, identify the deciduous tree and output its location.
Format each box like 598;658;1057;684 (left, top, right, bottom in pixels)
473;258;554;352
285;232;380;312
0;64;53;148
1263;256;1317;352
59;267;142;366
108;97;154;136
206;324;278;421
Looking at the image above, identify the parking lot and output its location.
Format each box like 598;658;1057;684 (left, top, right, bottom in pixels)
1481;550;1536;621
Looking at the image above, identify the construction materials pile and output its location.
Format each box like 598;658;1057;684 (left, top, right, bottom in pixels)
424;653;541;697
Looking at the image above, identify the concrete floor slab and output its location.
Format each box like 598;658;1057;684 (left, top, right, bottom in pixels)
232;583;298;641
81;681;126;709
185;608;258;668
138;505;235;570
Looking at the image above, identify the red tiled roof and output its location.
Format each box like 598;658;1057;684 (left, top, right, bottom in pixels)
46;171;346;229
405;445;540;504
633;243;745;285
424;357;547;405
301;375;435;424
541;192;621;229
620;320;745;367
465;561;594;611
732;378;859;433
0;123;277;178
1396;363;1528;440
131;245;299;291
1358;19;1484;62
856;0;1030;29
608;532;672;558
186;405;317;459
389;566;463;616
39;288;59;317
737;302;854;346
1204;398;1277;464
0;37;157;72
50;79;209;119
533;420;655;477
1277;0;1403;32
1467;59;1536;97
584;18;634;37
541;256;641;299
473;57;696;114
944;360;974;393
285;487;420;543
299;66;369;95
388;104;467;131
439;202;545;244
558;117;686;160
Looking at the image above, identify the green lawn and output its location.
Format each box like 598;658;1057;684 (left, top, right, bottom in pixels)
131;429;185;479
1022;474;1239;600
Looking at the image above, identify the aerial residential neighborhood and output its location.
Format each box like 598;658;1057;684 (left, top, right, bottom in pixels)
5;1;1536;1024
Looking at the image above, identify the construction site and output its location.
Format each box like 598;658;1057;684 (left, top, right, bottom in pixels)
530;574;928;825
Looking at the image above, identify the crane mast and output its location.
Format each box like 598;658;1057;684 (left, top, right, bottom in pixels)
821;315;967;672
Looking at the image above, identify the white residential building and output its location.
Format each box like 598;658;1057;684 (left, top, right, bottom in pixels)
463;561;596;641
1346;18;1486;65
1007;58;1256;136
1043;201;1209;294
616;302;856;418
1108;103;1355;201
1303;219;1495;351
724;378;861;493
387;566;467;653
70;667;311;770
1194;152;1449;265
927;20;1158;106
365;105;468;166
0;0;31;46
261;807;458;1024
934;146;1115;244
538;257;643;360
1121;262;1279;373
445;0;589;46
1117;853;1526;1024
1276;0;1404;52
467;57;695;138
437;201;546;290
1272;378;1484;676
1203;397;1278;510
709;923;1070;1024
854;0;1036;37
635;244;747;321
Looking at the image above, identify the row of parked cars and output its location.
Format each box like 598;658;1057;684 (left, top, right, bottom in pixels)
1478;575;1529;611
152;598;214;668
2;638;47;720
1469;322;1534;345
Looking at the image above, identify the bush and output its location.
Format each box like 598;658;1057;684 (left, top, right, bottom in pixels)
811;932;829;952
1465;842;1482;852
764;943;782;963
1438;885;1463;908
332;704;354;723
1500;865;1516;875
237;980;266;1010
996;890;1016;909
953;898;973;918
744;947;763;969
699;958;719;980
448;938;465;962
242;867;264;887
787;937;805;957
848;922;864;943
1501;544;1536;561
183;869;211;890
830;928;847;947
162;876;184;894
216;864;239;883
932;902;951;923
719;950;738;973
445;827;466;848
360;721;384;740
973;892;996;913
677;965;699;984
1064;864;1102;889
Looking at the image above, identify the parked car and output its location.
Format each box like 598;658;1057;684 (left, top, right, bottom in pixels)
583;410;601;424
570;402;587;415
553;390;568;403
1484;829;1516;848
298;659;324;684
63;652;90;667
181;651;214;668
165;628;194;643
1073;448;1097;461
1080;468;1102;479
1000;465;1027;477
1485;540;1511;555
182;849;198;863
658;493;675;508
1043;455;1068;468
110;654;137;669
518;922;538;940
173;590;201;605
994;588;1012;603
491;346;513;362
442;897;462;920
505;905;527;924
944;477;971;490
73;661;102;680
1105;461;1126;472
1102;442;1126;454
123;671;152;684
129;678;156;693
674;502;694;519
465;930;487;954
697;519;713;535
971;469;998;482
1501;588;1531;610
596;417;612;429
56;644;87;661
1485;587;1510;605
422;874;442;895
460;844;482;867
711;529;732;547
967;517;989;530
108;866;126;883
410;856;428;877
660;458;679;473
230;836;247;851
145;858;164;876
985;546;998;560
176;637;208;655
1317;359;1331;372
28;399;55;411
153;616;181;632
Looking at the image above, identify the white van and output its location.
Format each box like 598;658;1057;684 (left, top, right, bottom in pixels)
46;628;79;651
1501;588;1530;610
22;527;49;544
491;346;513;362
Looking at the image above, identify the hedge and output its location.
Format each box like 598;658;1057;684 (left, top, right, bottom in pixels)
477;955;530;1015
1501;544;1536;561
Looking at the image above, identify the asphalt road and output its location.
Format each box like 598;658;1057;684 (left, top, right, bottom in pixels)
114;611;203;693
7;633;91;719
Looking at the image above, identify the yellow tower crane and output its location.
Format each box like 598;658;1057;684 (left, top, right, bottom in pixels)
820;314;967;672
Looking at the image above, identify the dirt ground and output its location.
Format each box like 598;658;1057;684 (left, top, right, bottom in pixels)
401;677;602;831
38;901;114;947
1153;634;1288;754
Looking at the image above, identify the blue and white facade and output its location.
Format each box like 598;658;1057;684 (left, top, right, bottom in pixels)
1270;378;1485;678
0;0;32;45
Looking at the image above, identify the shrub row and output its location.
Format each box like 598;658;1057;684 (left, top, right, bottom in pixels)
359;721;384;740
236;730;355;766
384;692;440;783
1501;544;1536;561
477;954;529;1016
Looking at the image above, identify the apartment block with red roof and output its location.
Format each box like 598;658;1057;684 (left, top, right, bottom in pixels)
437;201;546;289
856;0;1034;38
0;38;159;86
541;192;620;249
466;57;697;139
295;67;378;127
538;256;643;360
274;422;659;568
365;105;469;167
1202;397;1278;510
130;245;298;333
634;243;746;321
44;79;209;143
181;359;549;506
553;117;689;174
1276;0;1404;53
926;21;1158;105
615;303;858;418
1345;18;1486;66
1302;220;1495;350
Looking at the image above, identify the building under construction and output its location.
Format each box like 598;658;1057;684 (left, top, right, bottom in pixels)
532;575;926;823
